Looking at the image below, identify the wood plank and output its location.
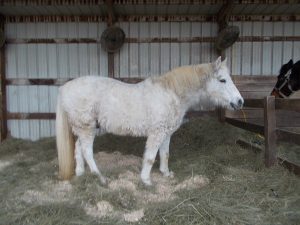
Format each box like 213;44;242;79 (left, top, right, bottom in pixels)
275;98;300;113
240;91;271;99
236;139;300;176
216;107;225;123
7;112;56;120
6;78;72;86
225;118;264;135
236;139;263;153
6;78;143;86
231;75;276;84
264;96;277;167
225;108;263;119
235;83;274;92
277;128;300;146
108;52;114;78
276;110;300;127
6;36;300;44
278;157;300;176
226;114;300;128
5;15;300;23
244;99;264;108
0;17;7;141
4;76;276;89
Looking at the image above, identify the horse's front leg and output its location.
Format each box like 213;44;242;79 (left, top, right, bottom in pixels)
79;129;107;185
141;133;166;185
159;136;174;178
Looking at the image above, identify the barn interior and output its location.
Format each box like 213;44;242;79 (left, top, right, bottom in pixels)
0;1;299;224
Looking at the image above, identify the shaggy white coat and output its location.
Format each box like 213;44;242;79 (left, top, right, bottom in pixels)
56;57;243;185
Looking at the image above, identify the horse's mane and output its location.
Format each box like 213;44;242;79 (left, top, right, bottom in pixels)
151;63;213;98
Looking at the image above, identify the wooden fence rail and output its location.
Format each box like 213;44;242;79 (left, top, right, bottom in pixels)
224;96;300;174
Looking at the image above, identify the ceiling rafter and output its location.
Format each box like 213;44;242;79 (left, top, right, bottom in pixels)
217;0;234;30
105;0;116;25
0;0;299;6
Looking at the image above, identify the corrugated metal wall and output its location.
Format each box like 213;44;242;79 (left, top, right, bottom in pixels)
5;22;108;140
114;21;218;77
5;21;300;140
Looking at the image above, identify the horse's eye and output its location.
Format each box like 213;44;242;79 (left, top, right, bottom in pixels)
220;79;226;83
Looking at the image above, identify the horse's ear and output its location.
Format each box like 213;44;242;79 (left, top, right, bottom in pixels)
287;59;294;68
222;57;227;65
213;56;222;71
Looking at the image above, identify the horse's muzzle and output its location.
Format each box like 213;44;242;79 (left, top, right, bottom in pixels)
230;98;243;110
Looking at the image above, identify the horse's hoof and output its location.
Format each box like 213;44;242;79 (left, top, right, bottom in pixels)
142;178;152;186
100;176;108;186
167;171;174;178
161;170;174;178
75;169;84;176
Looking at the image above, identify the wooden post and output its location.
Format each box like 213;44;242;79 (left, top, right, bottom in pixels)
216;107;225;123
216;0;234;60
0;16;7;141
108;52;114;78
106;0;115;78
264;96;277;167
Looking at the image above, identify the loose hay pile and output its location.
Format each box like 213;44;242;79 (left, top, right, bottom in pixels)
0;116;299;225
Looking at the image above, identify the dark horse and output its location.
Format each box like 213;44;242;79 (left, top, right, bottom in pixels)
271;59;300;98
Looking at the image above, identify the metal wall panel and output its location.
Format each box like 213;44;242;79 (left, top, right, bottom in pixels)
114;21;218;78
5;22;107;140
4;21;300;140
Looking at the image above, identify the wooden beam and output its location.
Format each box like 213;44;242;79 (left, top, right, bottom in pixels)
217;0;234;31
0;0;105;6
104;0;116;78
4;15;300;23
264;96;277;167
244;99;264;108
7;36;300;44
236;139;263;153
225;118;264;134
278;157;300;176
216;0;234;59
277;128;300;146
105;0;115;26
275;98;300;113
6;78;143;86
236;139;300;176
6;78;72;86
1;0;299;6
4;76;276;86
7;112;56;120
108;53;114;78
0;16;7;141
216;107;225;123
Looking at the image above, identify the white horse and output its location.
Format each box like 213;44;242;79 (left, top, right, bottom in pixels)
56;57;243;185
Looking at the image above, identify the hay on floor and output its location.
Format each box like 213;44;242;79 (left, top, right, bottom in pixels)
0;116;299;225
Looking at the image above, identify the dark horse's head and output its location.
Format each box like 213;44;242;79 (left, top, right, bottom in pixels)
271;59;300;98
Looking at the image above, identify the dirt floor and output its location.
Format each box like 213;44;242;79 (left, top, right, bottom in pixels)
0;116;299;225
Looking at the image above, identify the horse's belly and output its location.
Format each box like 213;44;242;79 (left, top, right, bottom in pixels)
99;110;149;137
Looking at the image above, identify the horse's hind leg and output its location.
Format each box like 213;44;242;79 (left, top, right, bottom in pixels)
159;136;174;178
78;128;107;184
75;139;84;176
141;133;166;185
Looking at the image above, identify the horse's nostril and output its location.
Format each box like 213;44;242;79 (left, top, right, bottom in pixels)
238;99;243;107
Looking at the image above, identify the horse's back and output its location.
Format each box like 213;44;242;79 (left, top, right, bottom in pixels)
59;75;182;137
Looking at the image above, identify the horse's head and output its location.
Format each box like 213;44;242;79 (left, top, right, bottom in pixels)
271;59;300;98
205;57;243;110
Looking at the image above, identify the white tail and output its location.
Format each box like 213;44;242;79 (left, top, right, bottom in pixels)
56;94;75;180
